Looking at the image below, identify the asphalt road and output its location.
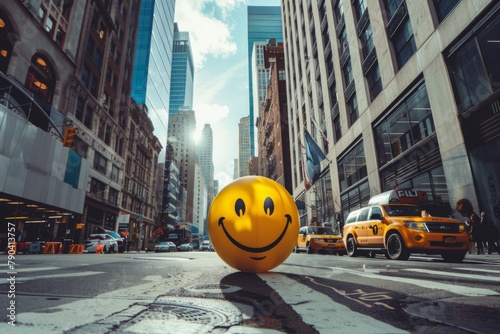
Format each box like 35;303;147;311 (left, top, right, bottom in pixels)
1;251;500;333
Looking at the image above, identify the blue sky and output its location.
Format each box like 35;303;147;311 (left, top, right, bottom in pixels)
174;0;281;189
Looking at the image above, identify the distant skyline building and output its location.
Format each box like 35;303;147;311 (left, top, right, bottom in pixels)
197;124;215;210
247;5;283;156
238;116;251;177
168;108;197;224
169;23;194;115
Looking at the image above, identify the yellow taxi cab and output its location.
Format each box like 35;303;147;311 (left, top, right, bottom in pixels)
294;225;346;255
342;190;471;262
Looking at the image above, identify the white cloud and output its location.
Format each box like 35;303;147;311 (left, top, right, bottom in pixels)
175;1;244;69
194;103;230;135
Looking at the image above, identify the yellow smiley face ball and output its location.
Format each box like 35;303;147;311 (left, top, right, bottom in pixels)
208;176;299;272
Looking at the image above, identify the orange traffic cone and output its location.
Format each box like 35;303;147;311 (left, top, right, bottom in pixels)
58;243;63;254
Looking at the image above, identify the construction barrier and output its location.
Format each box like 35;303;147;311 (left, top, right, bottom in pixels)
42;242;62;254
68;244;84;254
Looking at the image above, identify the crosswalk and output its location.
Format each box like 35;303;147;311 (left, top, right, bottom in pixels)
1;261;499;333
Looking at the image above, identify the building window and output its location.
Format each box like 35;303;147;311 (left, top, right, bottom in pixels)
448;14;500;113
90;178;106;199
0;15;13;73
84;105;93;129
392;19;416;68
75;97;84;120
338;140;367;192
367;64;382;100
108;188;118;206
341;181;370;223
434;0;461;22
24;53;54;104
347;95;359;127
374;81;435;166
333;113;341;143
93;152;107;175
385;0;404;17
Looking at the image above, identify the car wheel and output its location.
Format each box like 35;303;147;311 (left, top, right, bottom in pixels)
441;250;467;263
346;236;359;257
386;233;410;260
306;243;314;254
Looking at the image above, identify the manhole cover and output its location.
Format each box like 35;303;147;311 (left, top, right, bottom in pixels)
131;297;253;328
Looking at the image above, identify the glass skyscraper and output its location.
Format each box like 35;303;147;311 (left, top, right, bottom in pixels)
131;0;176;159
169;23;194;115
247;6;283;156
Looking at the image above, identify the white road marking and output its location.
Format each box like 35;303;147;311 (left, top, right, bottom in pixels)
328;266;499;297
455;267;500;274
4;266;60;273
259;273;408;334
404;268;500;282
1;271;105;283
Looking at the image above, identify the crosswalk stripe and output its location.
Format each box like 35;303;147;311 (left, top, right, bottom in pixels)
328;266;498;297
258;273;408;333
404;268;500;282
456;267;500;274
1;271;104;283
6;267;60;273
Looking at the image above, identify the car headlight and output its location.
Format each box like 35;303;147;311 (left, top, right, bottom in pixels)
404;221;427;231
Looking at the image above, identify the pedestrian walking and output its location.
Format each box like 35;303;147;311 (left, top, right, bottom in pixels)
481;212;499;254
456;199;484;254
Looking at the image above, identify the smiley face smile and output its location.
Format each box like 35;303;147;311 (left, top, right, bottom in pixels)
218;214;292;256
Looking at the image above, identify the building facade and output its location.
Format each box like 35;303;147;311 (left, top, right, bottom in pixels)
238;115;251;177
256;40;292;194
0;0;89;249
131;0;175;161
169;24;194;115
282;0;499;229
167;108;196;224
197;123;215;212
247;5;283;157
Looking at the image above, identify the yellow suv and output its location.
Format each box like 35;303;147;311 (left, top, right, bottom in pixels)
342;203;470;262
294;226;346;255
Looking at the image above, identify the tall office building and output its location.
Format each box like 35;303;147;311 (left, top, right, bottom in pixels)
169;23;194;115
167;108;196;224
247;6;283;157
131;0;175;110
197;124;215;208
238;116;251;177
282;0;499;228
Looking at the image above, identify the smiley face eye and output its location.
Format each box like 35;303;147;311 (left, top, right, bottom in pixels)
235;198;246;217
264;197;274;216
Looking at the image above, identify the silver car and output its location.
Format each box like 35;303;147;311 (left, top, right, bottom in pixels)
154;241;177;253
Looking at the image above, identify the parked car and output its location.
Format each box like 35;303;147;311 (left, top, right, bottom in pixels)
84;234;118;253
154;241;177;253
200;240;212;251
294;226;345;255
179;243;193;251
107;231;125;253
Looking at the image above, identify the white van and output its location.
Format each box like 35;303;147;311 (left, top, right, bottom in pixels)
201;240;212;251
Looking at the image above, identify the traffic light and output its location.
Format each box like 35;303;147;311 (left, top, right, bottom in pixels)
63;126;77;147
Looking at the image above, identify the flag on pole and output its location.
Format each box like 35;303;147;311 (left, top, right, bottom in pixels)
311;115;329;146
304;129;327;187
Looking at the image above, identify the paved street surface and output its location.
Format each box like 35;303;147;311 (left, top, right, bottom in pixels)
1;251;499;333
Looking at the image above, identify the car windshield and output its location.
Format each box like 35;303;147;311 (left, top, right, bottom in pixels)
108;231;121;239
308;227;335;235
383;205;421;217
158;242;170;246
